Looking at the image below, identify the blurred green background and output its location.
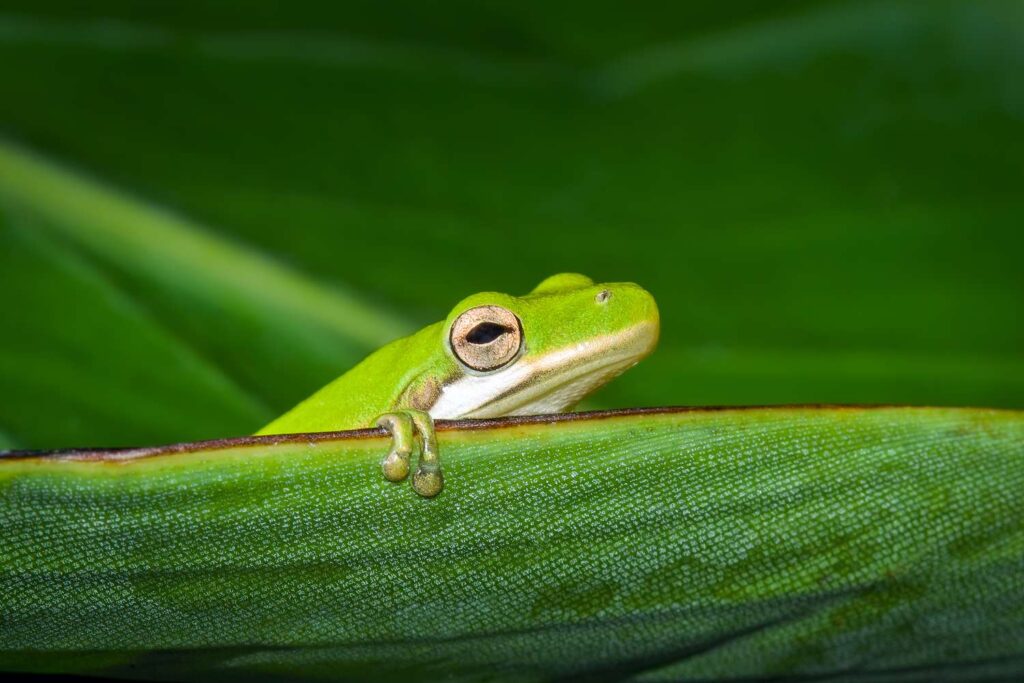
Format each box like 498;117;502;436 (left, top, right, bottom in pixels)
0;1;1021;449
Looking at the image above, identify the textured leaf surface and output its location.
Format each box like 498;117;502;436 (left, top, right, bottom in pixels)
2;407;1022;681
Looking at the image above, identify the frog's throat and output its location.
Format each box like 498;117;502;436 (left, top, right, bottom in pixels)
428;320;658;419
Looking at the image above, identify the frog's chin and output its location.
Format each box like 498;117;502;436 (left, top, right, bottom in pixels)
428;320;658;420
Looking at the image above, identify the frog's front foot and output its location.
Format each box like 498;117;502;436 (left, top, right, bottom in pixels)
375;410;444;498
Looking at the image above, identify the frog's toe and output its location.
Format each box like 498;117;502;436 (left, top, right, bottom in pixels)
407;410;444;498
412;464;444;498
381;449;411;482
376;413;413;482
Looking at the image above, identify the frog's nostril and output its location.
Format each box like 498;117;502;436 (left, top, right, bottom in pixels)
595;289;612;304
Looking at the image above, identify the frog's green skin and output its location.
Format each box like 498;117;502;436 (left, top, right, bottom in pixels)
257;273;659;496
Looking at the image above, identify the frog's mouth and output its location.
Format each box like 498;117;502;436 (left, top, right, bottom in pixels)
429;320;659;420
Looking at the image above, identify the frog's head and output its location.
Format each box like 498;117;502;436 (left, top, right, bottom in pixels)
429;273;659;419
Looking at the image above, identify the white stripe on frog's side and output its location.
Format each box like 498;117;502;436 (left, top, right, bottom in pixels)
429;322;657;420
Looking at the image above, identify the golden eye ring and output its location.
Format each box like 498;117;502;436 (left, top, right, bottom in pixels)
449;306;523;372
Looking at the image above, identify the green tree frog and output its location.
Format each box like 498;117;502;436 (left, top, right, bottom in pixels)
257;274;659;498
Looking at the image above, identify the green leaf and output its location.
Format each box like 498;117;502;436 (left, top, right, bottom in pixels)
0;2;1022;449
0;141;410;447
2;407;1022;681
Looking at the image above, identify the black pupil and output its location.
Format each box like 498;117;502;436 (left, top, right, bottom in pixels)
466;322;508;344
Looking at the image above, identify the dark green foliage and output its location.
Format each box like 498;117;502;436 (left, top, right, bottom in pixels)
1;2;1022;448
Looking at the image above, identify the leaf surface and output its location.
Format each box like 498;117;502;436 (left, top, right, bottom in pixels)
2;406;1022;681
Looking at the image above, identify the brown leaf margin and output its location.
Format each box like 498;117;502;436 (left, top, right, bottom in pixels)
0;404;1015;462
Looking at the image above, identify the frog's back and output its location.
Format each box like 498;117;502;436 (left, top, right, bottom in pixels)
256;322;444;435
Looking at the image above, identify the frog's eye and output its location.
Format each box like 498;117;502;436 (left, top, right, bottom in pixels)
449;305;523;372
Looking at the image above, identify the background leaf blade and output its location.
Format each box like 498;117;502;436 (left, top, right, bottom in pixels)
0;1;1022;447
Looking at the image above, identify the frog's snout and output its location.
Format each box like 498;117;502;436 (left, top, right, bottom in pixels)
597;281;659;315
593;282;660;355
